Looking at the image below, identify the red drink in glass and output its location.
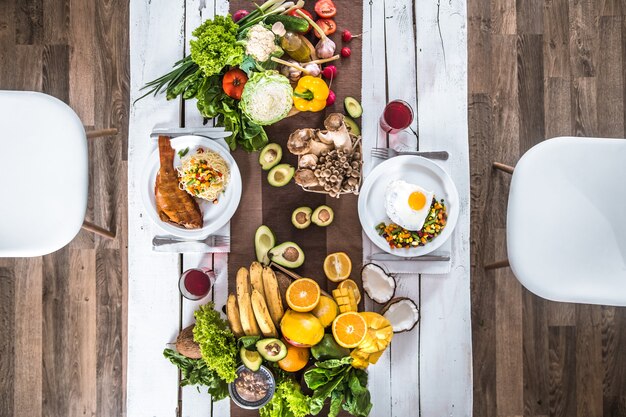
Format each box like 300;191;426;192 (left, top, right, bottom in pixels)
179;268;215;300
380;100;414;133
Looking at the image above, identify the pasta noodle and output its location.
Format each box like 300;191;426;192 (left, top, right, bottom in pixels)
176;148;230;202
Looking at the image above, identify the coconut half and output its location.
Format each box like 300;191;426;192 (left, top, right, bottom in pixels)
361;263;396;304
381;297;420;333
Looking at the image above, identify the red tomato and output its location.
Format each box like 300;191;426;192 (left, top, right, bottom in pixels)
313;18;336;38
315;0;337;18
289;9;313;32
222;68;247;99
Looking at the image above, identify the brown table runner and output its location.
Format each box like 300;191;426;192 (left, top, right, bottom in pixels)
228;1;363;415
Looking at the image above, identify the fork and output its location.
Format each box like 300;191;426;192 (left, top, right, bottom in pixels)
152;234;231;247
371;148;449;160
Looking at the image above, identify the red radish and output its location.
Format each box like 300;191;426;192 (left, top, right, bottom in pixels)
321;65;338;80
326;90;336;106
342;29;363;42
232;9;249;22
340;47;351;57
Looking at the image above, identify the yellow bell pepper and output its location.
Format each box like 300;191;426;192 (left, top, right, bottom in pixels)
293;76;329;112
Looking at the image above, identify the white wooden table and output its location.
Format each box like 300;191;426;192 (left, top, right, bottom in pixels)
127;0;471;416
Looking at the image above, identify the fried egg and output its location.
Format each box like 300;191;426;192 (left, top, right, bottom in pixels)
384;180;434;231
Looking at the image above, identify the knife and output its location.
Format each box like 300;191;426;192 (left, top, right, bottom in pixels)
368;253;450;262
152;241;229;253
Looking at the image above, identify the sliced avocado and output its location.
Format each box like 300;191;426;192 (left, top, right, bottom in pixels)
311;205;334;227
343;116;361;136
259;143;283;171
291;207;312;229
268;163;295;187
344;97;363;118
255;225;276;265
256;338;288;362
268;241;305;268
311;334;350;361
240;347;263;371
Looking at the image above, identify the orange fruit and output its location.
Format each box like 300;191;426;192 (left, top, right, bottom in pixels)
278;343;310;372
324;252;352;282
331;312;367;348
286;278;321;312
311;295;339;327
338;279;361;304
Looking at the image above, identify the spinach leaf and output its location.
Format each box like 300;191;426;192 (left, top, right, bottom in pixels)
163;348;229;401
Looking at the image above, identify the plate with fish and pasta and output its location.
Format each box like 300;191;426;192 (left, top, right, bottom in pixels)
141;135;242;238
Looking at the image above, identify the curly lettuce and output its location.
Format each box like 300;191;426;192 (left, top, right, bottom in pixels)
192;303;238;383
190;15;244;77
260;377;311;417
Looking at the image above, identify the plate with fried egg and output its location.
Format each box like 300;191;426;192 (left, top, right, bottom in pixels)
358;155;459;256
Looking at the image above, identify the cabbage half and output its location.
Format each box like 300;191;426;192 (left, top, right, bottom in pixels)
240;71;293;126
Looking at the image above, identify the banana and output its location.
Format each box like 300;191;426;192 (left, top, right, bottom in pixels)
251;289;278;337
236;267;260;336
226;293;245;338
249;261;265;300
262;267;284;326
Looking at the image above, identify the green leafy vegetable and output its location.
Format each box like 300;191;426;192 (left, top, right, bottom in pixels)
304;357;373;417
190;15;244;78
260;376;311;417
192;303;239;383
163;348;229;401
237;335;261;350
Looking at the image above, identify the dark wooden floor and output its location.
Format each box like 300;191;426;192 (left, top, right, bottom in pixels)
469;0;626;416
0;0;129;416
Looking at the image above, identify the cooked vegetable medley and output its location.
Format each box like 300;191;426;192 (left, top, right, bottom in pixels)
376;198;447;248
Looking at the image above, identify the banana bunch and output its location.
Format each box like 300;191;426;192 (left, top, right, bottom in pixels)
350;312;394;369
227;262;285;338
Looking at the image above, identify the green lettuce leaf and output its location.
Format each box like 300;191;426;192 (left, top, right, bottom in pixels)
190;15;244;77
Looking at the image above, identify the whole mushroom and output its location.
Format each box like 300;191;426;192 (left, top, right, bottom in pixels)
317;113;353;154
287;128;333;156
298;154;318;169
294;169;319;188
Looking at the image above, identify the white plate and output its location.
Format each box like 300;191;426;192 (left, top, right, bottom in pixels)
141;135;242;239
358;155;459;257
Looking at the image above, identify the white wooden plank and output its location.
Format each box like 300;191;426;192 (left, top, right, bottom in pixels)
181;2;232;415
127;1;187;417
380;1;421;416
415;0;473;414
360;0;393;415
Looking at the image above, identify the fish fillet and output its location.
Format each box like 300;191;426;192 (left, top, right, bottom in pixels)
155;136;203;229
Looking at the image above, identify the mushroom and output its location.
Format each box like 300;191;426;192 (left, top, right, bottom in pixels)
287;128;332;156
294;169;319;188
316;130;334;145
318;113;353;154
298;154;318;169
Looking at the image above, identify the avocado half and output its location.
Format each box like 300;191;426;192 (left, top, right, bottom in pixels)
259;143;282;171
268;163;295;187
240;347;263;371
312;205;334;227
291;207;312;229
343;115;361;136
255;225;276;265
344;97;363;118
256;338;287;362
268;241;305;268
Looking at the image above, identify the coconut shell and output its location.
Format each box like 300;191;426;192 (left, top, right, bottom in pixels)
381;297;420;333
176;324;202;359
361;263;396;304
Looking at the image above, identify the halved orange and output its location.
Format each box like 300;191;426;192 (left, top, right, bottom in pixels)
286;278;321;312
324;252;352;282
338;279;361;304
331;312;367;348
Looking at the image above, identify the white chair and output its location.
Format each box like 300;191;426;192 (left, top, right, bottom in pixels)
486;136;626;306
0;90;116;258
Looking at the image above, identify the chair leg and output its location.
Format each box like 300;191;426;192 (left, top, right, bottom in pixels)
82;220;116;239
484;258;510;270
492;162;515;174
86;128;118;139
